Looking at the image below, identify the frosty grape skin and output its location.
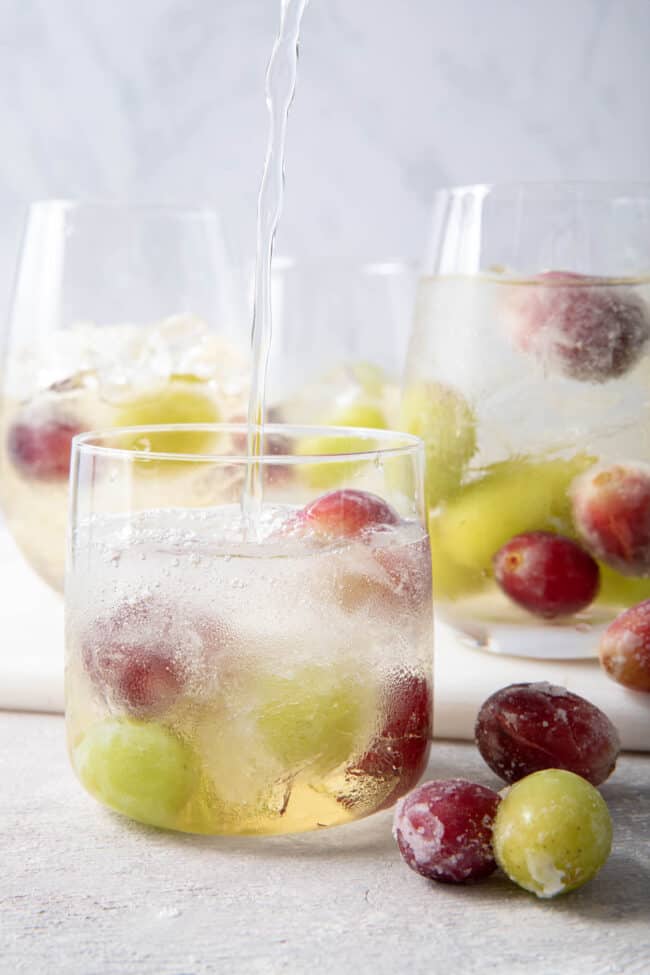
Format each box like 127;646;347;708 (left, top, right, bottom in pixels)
504;271;650;383
474;682;620;786
393;779;501;884
81;597;225;718
399;381;477;508
599;600;650;692
0;360;246;592
66;491;432;835
8;412;83;481
571;462;650;577
493;769;613;898
407;256;650;661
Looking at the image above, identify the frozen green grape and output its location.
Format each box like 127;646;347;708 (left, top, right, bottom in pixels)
437;454;595;575
115;378;221;455
255;666;373;773
400;381;477;508
428;517;486;600
73;718;199;828
350;362;387;397
329;401;387;431
294;422;382;489
493;769;613;899
595;562;650;608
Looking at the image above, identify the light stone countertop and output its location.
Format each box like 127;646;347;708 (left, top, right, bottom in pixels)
2;711;648;975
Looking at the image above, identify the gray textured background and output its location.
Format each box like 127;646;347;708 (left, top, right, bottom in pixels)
1;0;649;296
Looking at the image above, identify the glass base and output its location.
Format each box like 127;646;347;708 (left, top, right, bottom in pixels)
442;615;606;660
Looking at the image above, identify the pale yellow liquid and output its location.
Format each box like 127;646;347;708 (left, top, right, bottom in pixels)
65;508;433;834
406;273;650;658
0;322;249;590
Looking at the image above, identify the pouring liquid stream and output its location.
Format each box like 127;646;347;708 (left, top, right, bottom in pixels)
243;0;309;537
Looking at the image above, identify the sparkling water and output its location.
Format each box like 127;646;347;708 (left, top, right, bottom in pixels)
244;0;310;532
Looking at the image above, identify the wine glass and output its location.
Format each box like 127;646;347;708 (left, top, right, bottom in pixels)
262;257;416;433
402;182;650;659
0;201;247;592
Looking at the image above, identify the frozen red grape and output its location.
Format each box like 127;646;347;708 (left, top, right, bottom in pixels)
393;779;501;884
493;531;599;618
348;673;431;810
83;611;185;716
7;413;83;481
336;536;432;619
475;682;620;785
295;489;399;540
83;599;223;716
504;271;650;383
599;600;650;692
374;535;433;611
86;643;185;716
571;462;650;576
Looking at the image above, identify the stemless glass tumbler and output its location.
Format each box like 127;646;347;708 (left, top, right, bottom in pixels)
65;424;432;835
0;201;245;591
402;182;650;659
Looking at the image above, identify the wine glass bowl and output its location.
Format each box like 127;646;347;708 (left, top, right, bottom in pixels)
0;201;246;591
402;182;650;659
264;258;416;433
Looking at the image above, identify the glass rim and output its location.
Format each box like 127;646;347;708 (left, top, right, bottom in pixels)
72;423;423;465
432;180;650;201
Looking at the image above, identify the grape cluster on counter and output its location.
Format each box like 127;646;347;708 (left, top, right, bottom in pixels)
392;682;622;899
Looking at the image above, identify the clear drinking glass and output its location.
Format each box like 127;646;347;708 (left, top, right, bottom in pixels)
65;423;432;835
402;182;650;659
263;258;416;433
0;201;247;592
